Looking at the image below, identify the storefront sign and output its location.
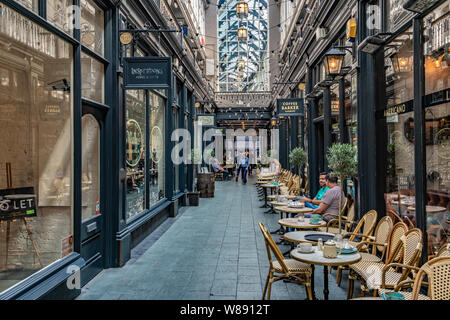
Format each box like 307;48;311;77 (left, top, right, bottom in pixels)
0;187;37;221
425;88;450;107
197;115;216;127
124;57;172;89
377;100;414;119
277;99;304;117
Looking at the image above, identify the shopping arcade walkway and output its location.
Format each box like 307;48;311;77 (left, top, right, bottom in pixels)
78;176;358;300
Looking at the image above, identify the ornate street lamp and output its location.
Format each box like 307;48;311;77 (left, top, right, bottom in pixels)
238;27;248;42
236;1;249;19
390;52;413;73
271;116;278;126
323;48;346;76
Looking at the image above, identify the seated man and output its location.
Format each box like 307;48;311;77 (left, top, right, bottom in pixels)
312;174;345;221
212;158;229;180
297;172;329;209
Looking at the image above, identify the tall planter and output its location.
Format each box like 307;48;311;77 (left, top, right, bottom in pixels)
326;143;358;234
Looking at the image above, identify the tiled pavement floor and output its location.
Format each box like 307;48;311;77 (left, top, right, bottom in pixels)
77;175;361;300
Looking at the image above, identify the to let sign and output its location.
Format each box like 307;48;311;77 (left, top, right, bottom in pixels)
0;187;37;221
277;99;304;117
124;57;172;89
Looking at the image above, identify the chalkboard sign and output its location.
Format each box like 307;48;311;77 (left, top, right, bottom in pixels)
124;57;172;89
0;187;37;221
277;99;304;117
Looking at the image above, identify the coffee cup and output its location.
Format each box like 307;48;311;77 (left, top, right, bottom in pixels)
299;243;312;252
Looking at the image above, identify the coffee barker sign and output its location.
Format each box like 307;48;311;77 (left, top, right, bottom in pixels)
0;187;37;221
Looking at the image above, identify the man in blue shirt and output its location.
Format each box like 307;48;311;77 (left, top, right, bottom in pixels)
236;152;250;184
297;172;329;209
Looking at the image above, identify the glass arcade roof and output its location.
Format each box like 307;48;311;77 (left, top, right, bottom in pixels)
217;0;269;93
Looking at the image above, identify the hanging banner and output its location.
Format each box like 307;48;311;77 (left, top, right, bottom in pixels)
197;114;216;127
277;98;304;117
123;57;172;89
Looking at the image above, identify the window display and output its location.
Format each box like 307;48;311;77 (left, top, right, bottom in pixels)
126;90;146;221
81;52;104;103
82;114;100;221
0;4;73;293
423;2;449;257
149;91;166;206
81;0;104;56
384;28;416;224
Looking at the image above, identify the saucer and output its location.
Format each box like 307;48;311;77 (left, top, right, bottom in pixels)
297;248;315;254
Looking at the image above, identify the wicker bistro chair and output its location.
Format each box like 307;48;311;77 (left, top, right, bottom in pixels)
348;227;423;299
378;256;450;300
319;198;352;234
335;209;378;281
336;216;393;286
258;223;313;300
346;222;409;298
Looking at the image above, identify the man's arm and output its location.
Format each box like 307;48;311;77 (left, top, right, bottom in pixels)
313;202;329;214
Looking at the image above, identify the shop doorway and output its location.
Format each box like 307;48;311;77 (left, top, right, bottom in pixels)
80;107;106;285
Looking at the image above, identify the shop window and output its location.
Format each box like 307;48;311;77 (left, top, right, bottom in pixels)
80;0;104;56
149;91;166;206
81;114;100;221
47;0;73;34
423;3;449;257
126;90;146;221
331;83;340;144
16;0;38;13
0;5;73;293
81;52;104;103
384;27;416;226
345;73;358;146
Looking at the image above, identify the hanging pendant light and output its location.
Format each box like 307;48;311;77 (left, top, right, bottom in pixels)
238;27;248;42
236;1;249;19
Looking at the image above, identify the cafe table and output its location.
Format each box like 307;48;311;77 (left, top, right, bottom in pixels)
278;218;327;230
290;245;361;300
260;184;279;208
407;205;447;214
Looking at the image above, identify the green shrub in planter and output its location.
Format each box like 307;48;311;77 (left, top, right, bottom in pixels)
326;143;358;234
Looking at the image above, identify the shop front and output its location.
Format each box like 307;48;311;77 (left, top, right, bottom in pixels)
379;0;449;260
0;0;118;299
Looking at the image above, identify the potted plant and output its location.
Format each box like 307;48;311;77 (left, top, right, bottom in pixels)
326;143;358;234
289;147;307;191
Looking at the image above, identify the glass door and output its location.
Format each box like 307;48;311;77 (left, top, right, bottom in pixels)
81;110;104;285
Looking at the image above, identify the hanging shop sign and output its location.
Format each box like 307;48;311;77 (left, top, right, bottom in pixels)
197;114;216;127
0;187;37;221
277;98;304;117
403;0;442;13
124;57;172;89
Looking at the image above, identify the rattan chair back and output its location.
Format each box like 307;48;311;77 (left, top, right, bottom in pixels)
348;210;378;242
386;222;409;263
412;256;450;300
258;223;290;275
373;216;394;254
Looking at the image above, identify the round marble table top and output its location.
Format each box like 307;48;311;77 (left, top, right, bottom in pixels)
270;201;289;207
262;184;278;188
283;231;335;244
290;246;361;267
278;218;327;229
274;206;314;215
407;206;447;213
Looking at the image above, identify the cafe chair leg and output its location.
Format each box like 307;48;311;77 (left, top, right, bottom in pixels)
336;266;343;286
347;270;356;299
262;272;271;300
